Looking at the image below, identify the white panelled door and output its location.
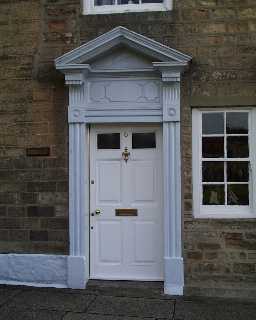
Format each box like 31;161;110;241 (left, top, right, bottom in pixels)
90;124;163;280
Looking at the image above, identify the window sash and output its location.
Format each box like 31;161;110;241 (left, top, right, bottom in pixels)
84;0;171;14
192;108;256;219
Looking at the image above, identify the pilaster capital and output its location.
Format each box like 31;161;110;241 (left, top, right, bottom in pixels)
65;72;84;86
162;82;181;122
55;64;90;86
68;106;86;124
153;62;187;84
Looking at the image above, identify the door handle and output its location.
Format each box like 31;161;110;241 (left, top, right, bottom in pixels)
91;209;101;216
95;209;101;215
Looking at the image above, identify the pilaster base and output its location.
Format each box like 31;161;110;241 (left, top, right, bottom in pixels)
67;256;87;289
164;257;184;296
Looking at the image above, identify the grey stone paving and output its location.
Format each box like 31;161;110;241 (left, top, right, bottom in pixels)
0;281;255;320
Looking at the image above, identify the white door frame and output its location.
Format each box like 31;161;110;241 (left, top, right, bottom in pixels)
55;27;192;295
67;118;183;295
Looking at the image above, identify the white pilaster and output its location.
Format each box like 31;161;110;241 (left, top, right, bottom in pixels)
67;74;89;289
162;79;184;296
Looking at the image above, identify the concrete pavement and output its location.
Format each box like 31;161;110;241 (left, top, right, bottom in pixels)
0;280;255;320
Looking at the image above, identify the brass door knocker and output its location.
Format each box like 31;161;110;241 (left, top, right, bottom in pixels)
122;147;130;163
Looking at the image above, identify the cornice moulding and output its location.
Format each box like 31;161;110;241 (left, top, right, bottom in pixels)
55;27;192;68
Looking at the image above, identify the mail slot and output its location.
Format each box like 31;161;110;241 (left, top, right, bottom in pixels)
115;209;138;216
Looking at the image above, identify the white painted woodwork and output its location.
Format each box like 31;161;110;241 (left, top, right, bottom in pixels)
83;0;172;15
55;27;191;294
192;108;256;219
90;125;163;280
163;121;183;295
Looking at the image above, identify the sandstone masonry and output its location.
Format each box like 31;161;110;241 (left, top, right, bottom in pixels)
0;0;256;298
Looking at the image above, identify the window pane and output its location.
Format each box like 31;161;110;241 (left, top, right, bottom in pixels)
202;161;224;182
118;0;139;3
97;133;120;149
227;162;249;182
95;0;114;5
227;184;249;205
227;136;249;158
202;137;224;158
142;0;163;2
226;112;248;134
202;113;224;135
132;132;156;149
203;185;225;205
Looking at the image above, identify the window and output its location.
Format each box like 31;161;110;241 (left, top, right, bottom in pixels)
132;132;156;149
192;109;256;218
97;133;120;149
84;0;172;14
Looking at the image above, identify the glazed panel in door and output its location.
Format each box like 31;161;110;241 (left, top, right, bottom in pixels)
90;125;163;280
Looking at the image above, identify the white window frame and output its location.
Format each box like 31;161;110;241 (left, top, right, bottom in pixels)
192;108;256;219
83;0;172;15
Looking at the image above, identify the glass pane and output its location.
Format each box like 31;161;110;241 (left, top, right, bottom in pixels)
118;0;139;3
95;0;114;5
227;162;249;182
227;184;249;205
202;137;224;158
202;161;224;182
202;113;224;135
97;133;120;149
226;112;248;134
203;185;225;205
142;0;163;2
132;132;156;149
227;136;249;158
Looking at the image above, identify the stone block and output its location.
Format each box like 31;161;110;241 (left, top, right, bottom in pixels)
187;251;203;260
30;230;49;241
7;206;26;217
225;239;256;251
19;193;38;205
0;218;21;229
233;263;256;274
27;206;55;217
40;218;68;230
27;182;56;192
0;230;9;241
9;230;29;241
0;207;7;217
197;242;221;250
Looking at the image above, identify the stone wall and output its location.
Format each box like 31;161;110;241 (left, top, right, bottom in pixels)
0;0;69;254
0;0;256;297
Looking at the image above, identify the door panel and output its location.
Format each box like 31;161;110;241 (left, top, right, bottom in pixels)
90;124;163;280
98;220;122;263
134;221;156;263
97;161;122;203
132;162;156;202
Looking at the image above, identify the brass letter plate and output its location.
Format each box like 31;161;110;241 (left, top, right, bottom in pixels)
115;209;138;216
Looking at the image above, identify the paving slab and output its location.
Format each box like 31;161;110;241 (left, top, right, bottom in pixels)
0;286;22;307
5;290;96;312
86;280;168;299
87;295;174;318
64;313;148;320
0;307;64;320
174;298;256;320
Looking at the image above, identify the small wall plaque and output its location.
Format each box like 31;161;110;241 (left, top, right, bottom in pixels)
115;209;138;217
26;147;50;157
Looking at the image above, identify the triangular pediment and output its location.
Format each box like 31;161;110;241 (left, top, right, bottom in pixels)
90;47;158;70
55;26;191;69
